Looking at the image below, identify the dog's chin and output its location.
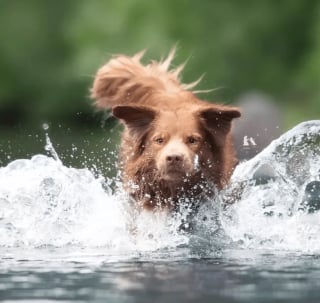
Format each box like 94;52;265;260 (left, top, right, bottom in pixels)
160;168;194;183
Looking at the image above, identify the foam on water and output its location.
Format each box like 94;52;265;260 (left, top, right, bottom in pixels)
0;121;320;254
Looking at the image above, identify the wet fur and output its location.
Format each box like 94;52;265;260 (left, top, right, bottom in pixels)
91;50;241;210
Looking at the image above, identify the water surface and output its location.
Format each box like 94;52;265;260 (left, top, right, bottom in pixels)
1;121;320;302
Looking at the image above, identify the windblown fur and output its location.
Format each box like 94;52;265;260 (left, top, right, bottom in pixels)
91;49;200;108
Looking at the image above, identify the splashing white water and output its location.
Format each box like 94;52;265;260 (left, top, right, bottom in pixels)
222;120;320;253
0;121;320;254
0;155;188;251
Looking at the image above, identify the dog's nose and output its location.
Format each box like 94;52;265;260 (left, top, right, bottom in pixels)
166;154;183;163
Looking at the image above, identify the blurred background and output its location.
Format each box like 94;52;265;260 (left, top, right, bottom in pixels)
0;0;320;169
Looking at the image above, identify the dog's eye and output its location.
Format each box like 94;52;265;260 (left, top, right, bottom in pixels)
154;137;164;144
187;136;199;144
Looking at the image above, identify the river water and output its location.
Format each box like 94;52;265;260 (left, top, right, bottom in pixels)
0;121;320;302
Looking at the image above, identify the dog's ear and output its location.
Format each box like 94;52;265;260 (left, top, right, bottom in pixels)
112;105;157;133
198;106;241;135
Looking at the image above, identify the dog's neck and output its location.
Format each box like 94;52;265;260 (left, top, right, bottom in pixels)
128;172;215;211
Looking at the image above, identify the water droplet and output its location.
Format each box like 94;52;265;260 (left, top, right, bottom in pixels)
42;123;49;130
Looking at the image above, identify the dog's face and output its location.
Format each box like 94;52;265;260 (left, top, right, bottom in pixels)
113;101;240;186
146;110;203;181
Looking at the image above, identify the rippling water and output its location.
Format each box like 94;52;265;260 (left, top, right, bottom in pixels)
1;121;320;302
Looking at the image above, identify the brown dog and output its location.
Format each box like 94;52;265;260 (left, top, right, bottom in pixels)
91;50;240;211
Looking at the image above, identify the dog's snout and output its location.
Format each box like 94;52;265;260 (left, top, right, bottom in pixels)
166;154;183;163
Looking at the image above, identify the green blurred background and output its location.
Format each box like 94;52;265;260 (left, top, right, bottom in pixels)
0;0;320;170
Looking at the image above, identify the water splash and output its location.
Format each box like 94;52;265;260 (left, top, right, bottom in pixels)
43;123;61;163
222;120;320;253
0;121;320;254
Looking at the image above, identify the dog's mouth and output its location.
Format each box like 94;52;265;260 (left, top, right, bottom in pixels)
161;166;194;181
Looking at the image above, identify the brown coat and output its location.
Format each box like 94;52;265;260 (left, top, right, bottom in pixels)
91;50;240;210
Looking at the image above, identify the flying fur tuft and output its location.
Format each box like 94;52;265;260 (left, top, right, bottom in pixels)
91;48;200;109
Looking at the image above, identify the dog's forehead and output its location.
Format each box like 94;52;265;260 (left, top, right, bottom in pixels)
155;109;200;133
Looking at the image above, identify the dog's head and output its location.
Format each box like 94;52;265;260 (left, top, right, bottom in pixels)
113;98;240;187
91;49;241;193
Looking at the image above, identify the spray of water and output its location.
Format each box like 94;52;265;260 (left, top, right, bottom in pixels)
43;123;61;163
222;120;320;252
0;121;320;254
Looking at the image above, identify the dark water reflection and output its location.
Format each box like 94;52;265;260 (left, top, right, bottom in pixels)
1;248;320;303
0;123;119;178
